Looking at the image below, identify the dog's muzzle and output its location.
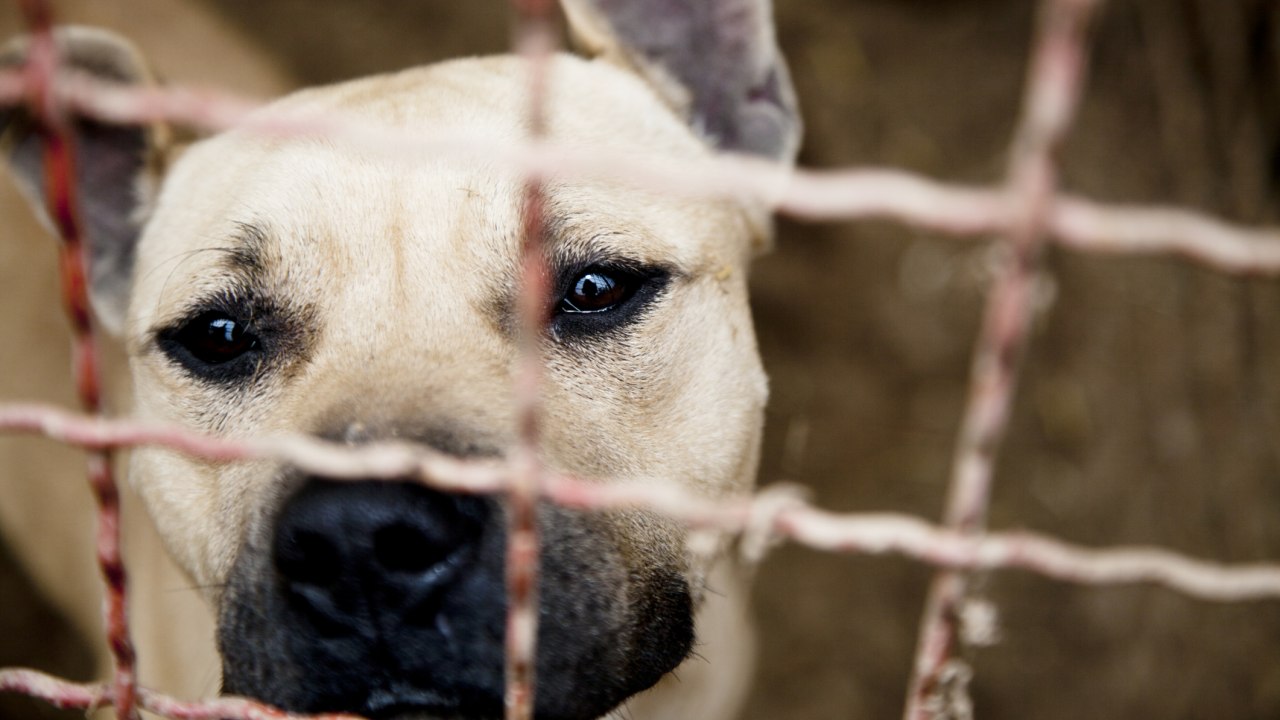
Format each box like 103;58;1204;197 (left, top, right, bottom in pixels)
218;477;694;720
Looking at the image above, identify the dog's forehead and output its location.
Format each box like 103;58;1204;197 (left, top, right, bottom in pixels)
131;54;743;326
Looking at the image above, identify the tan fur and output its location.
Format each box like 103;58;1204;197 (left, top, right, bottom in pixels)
2;8;784;719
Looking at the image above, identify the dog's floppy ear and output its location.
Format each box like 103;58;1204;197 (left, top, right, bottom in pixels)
561;0;801;164
1;27;166;335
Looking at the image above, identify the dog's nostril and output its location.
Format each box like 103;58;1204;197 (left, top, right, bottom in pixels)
373;522;449;574
275;529;342;586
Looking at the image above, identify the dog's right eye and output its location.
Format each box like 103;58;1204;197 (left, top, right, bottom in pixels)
177;312;258;363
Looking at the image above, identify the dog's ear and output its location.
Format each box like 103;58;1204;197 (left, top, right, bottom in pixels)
1;27;166;336
561;0;801;164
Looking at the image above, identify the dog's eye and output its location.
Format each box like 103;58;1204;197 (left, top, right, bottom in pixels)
174;311;259;364
559;269;634;314
550;263;670;340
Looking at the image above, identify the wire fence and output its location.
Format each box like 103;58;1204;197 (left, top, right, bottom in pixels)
0;0;1279;719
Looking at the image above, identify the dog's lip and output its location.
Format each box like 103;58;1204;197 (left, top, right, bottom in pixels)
363;685;460;720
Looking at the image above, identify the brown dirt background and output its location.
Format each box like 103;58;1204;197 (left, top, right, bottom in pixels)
2;0;1279;718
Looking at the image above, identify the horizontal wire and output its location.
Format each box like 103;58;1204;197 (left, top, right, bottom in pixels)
0;402;1277;603
0;70;1278;273
4;9;1280;719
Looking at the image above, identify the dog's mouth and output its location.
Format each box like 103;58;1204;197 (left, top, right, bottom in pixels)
235;673;500;720
361;684;461;720
218;478;694;720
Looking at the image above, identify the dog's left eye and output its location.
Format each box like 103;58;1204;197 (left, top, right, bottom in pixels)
559;268;635;314
171;311;259;365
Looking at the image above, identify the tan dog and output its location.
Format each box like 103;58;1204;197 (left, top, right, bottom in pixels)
0;2;800;718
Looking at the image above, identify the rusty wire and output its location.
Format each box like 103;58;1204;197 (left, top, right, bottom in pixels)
505;0;558;718
0;403;1278;602
3;70;1280;274
1;0;1280;719
903;0;1100;716
12;0;138;718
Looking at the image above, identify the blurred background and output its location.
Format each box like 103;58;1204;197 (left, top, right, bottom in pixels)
1;0;1278;718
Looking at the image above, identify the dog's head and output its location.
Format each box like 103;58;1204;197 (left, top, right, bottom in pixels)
1;3;799;718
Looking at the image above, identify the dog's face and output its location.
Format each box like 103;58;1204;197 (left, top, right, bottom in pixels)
2;4;799;719
133;56;767;718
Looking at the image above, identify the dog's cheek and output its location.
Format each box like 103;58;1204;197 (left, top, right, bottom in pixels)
542;272;765;494
667;273;768;493
127;448;222;589
127;352;303;592
589;508;697;692
126;443;269;594
534;505;695;714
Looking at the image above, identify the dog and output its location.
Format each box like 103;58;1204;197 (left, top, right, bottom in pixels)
0;1;800;718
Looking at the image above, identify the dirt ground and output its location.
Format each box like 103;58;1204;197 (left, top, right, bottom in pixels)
2;0;1279;718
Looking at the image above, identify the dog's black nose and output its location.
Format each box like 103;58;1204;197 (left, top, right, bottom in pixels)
272;480;487;636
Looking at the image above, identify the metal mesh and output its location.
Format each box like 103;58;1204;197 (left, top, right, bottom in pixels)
0;0;1278;719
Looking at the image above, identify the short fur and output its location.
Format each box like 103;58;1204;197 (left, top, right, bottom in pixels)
0;3;799;718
